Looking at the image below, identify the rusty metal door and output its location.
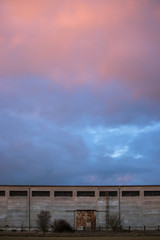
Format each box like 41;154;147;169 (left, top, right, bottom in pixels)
76;210;96;230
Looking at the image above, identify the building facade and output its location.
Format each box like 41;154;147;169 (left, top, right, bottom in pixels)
0;185;160;230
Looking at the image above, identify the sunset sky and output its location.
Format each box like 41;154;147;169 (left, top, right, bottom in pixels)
0;0;160;185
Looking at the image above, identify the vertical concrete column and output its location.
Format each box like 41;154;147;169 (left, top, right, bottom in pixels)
6;188;9;229
51;186;54;223
73;187;77;229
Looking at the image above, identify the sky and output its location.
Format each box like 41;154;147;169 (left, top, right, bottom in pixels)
0;0;160;186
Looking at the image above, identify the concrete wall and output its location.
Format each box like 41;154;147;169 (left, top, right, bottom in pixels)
0;185;160;230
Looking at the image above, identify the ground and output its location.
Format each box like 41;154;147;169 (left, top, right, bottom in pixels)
0;237;160;240
0;231;160;240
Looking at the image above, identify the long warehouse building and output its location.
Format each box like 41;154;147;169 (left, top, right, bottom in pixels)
0;185;160;230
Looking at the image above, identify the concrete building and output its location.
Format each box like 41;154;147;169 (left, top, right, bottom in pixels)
0;185;160;230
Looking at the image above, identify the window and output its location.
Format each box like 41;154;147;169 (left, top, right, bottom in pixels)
0;191;5;196
99;191;117;197
122;191;140;197
77;191;95;197
32;191;50;197
10;191;27;197
144;191;160;196
54;191;72;197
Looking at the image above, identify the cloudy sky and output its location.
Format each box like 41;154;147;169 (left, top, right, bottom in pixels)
0;0;160;185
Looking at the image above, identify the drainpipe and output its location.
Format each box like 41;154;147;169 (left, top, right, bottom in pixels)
118;187;121;221
28;186;30;230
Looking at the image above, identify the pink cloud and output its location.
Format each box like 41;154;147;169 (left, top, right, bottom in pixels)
0;0;159;98
117;174;132;184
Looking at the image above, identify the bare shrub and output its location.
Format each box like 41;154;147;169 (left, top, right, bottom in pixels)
108;214;123;231
52;219;73;232
36;210;51;232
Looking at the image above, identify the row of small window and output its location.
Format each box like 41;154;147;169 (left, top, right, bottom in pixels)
0;190;160;197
